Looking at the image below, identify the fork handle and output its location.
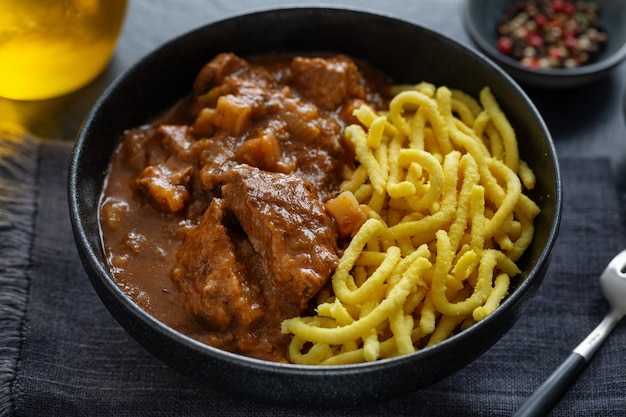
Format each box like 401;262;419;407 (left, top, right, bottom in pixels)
514;312;621;417
513;352;587;417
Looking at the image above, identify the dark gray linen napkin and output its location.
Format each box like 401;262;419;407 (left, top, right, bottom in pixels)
2;134;626;417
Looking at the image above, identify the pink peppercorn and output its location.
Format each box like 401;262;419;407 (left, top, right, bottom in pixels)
528;33;543;48
497;36;514;55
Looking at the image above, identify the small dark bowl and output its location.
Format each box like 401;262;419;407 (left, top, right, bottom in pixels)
69;6;562;407
464;0;626;89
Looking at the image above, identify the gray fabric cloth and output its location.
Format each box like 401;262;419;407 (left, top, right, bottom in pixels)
1;134;626;416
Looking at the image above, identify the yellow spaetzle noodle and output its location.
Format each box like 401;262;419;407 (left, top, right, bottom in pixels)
281;84;540;365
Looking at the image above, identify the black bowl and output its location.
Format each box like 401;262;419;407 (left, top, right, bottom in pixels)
464;0;626;89
68;6;562;407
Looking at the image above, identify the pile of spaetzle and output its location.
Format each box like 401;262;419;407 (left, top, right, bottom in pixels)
281;83;540;365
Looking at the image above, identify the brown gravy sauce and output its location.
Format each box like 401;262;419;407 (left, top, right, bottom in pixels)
100;53;393;362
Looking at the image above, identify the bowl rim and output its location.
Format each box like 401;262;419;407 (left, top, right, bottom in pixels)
462;0;626;79
68;4;563;376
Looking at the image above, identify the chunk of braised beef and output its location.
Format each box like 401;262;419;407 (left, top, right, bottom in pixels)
290;55;367;111
119;127;155;171
221;165;339;309
158;125;197;162
172;198;265;332
172;196;299;361
192;53;249;96
197;138;238;193
129;124;200;213
192;53;277;107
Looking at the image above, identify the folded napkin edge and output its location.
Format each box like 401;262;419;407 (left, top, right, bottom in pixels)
0;128;41;417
